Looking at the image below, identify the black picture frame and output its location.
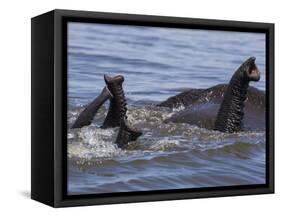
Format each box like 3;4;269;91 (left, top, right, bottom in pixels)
31;9;274;207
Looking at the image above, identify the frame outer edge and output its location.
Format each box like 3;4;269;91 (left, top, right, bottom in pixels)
31;10;56;207
49;9;275;207
54;10;63;207
269;23;274;193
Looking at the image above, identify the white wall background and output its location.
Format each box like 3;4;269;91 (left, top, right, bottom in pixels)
0;0;279;216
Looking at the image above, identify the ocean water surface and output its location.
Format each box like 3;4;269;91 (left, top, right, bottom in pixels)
67;22;266;195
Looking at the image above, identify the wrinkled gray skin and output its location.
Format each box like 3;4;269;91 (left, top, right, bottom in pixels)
159;57;265;132
214;57;261;132
102;75;128;129
102;75;142;147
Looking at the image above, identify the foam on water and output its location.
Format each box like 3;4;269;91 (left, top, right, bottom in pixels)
68;103;265;166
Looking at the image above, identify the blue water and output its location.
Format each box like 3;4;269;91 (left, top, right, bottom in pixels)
67;22;266;195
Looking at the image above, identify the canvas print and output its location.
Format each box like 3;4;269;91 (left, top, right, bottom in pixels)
67;22;266;195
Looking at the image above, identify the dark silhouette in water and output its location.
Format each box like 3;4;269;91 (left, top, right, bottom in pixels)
214;57;260;132
71;74;142;147
102;75;142;146
115;118;143;148
102;75;128;128
159;57;265;132
71;86;113;129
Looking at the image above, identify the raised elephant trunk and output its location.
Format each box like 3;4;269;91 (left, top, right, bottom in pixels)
102;75;128;128
214;57;261;133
